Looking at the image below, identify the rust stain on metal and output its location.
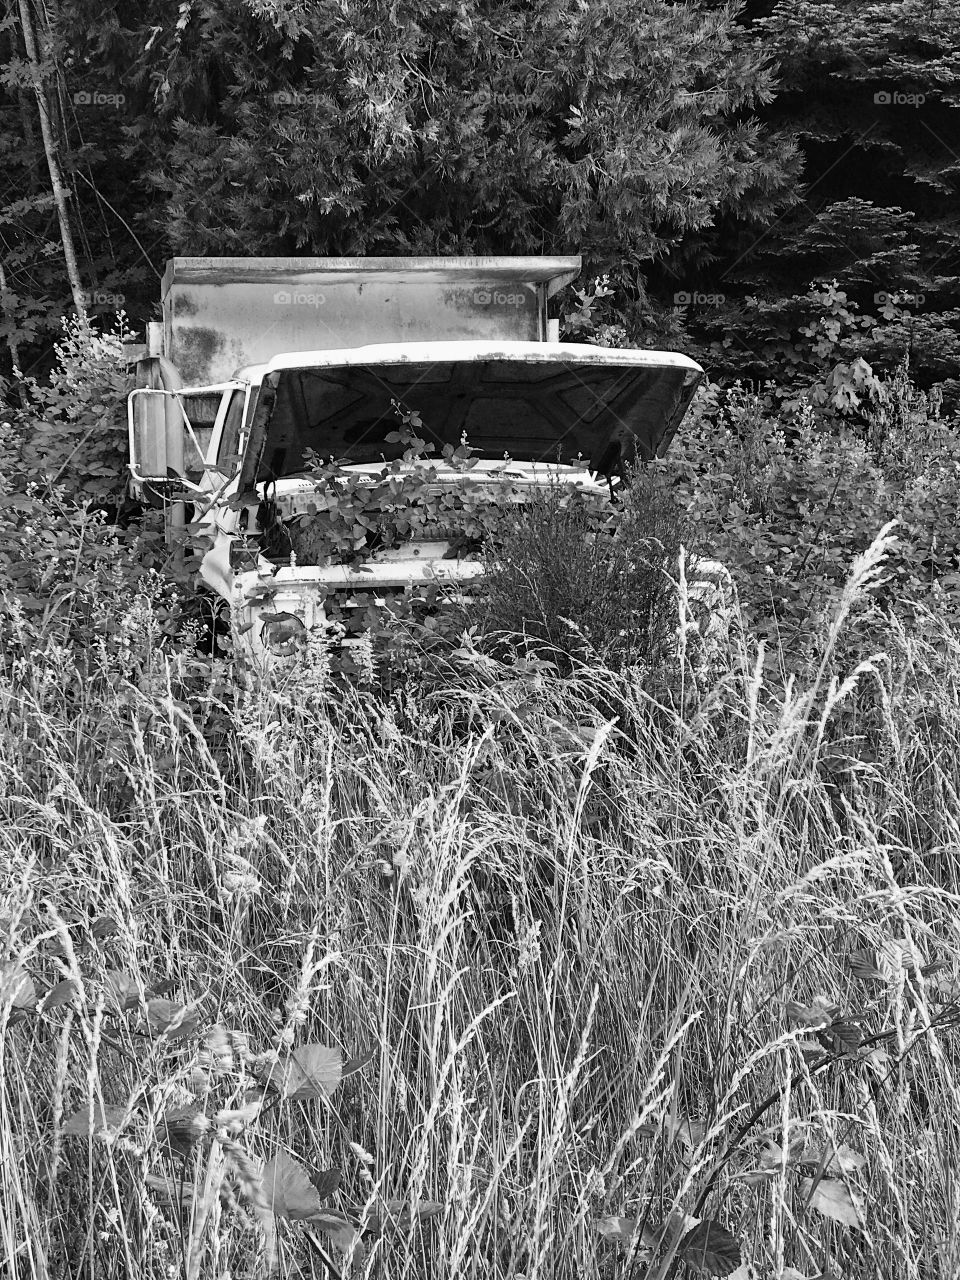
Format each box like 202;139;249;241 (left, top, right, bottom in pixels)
173;291;199;318
177;326;226;385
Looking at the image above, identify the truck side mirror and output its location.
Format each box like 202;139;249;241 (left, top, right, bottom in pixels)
128;388;186;485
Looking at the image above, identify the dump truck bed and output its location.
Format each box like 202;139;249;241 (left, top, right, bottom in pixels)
160;256;582;383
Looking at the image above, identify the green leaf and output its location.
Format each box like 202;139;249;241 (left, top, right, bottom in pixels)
310;1211;360;1254
262;1150;359;1250
91;915;121;940
360;1199;444;1236
785;997;838;1029
146;1172;198;1209
63;1100;130;1139
145;998;201;1040
343;1046;376;1078
104;969;140;1011
801;1176;864;1229
267;1044;343;1100
158;1105;210;1158
678;1218;742;1276
847;950;886;983
263;1150;321;1219
1;963;36;1011
310;1168;342;1200
40;979;81;1012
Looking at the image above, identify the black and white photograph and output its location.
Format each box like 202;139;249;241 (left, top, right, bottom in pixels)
2;2;959;1277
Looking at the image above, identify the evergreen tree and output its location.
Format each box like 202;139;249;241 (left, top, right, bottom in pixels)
3;0;800;380
657;0;960;410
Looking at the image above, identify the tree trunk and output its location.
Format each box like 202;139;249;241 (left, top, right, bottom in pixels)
17;0;86;317
0;259;23;376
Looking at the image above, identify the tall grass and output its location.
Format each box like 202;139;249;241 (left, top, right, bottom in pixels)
475;470;691;672
3;529;960;1280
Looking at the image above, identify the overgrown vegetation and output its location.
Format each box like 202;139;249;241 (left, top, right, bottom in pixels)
8;1;958;414
7;524;960;1280
663;364;960;665
5;2;960;1270
474;472;692;673
4;317;960;1279
266;411;697;683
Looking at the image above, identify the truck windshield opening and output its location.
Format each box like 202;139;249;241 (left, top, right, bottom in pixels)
253;357;688;479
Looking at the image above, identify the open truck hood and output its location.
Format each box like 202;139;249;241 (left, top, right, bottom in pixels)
238;341;703;492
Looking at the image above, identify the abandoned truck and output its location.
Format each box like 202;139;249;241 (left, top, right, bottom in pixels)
127;256;728;668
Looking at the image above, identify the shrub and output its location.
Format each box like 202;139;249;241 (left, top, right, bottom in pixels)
272;411;705;687
0;314;229;684
659;364;960;668
475;470;692;672
9;313;133;500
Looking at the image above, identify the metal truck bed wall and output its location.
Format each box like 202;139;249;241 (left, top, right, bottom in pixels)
161;256;582;385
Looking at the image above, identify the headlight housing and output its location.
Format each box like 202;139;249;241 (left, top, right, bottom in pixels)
229;538;263;571
260;611;307;656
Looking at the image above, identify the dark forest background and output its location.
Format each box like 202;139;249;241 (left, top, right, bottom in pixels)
3;0;958;412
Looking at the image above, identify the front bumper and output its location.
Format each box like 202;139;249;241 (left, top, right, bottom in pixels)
232;557;484;667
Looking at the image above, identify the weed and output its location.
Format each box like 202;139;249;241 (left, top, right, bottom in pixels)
476;469;690;673
4;530;960;1279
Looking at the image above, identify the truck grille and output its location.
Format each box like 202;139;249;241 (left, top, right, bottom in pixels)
321;584;474;645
